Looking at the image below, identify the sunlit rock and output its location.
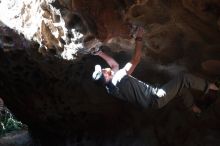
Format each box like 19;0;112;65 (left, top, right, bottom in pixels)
0;0;220;145
0;0;83;60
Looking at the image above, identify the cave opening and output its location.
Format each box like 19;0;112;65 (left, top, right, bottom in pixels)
0;0;220;146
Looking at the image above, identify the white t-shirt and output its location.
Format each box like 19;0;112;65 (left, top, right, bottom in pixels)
111;62;132;86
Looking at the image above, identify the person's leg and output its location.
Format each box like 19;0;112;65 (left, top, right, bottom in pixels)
180;89;194;108
200;82;220;109
155;72;209;108
181;88;202;113
209;83;219;91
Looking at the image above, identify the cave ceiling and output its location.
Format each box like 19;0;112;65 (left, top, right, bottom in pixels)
0;0;220;143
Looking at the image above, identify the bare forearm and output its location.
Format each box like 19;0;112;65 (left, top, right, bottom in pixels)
126;41;142;75
125;27;145;75
97;51;119;71
131;40;142;63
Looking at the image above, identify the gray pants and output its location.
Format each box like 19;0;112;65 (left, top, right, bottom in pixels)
155;73;208;109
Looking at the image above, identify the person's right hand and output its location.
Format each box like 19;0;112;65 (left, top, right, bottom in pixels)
91;49;102;56
136;27;145;38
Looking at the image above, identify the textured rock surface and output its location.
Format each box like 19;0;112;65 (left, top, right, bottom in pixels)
0;0;220;145
0;130;32;146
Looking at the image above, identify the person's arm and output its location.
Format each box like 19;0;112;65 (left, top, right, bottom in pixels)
95;51;119;72
124;27;144;75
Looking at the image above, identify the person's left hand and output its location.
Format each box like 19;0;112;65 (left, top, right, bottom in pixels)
136;27;145;38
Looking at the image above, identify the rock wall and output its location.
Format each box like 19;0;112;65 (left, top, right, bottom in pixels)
0;0;220;145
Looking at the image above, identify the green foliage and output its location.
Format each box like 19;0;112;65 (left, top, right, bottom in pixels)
0;108;23;136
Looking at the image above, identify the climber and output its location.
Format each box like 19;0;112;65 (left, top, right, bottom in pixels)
84;27;219;114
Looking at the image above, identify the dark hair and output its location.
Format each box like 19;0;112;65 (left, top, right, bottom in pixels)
93;73;106;86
